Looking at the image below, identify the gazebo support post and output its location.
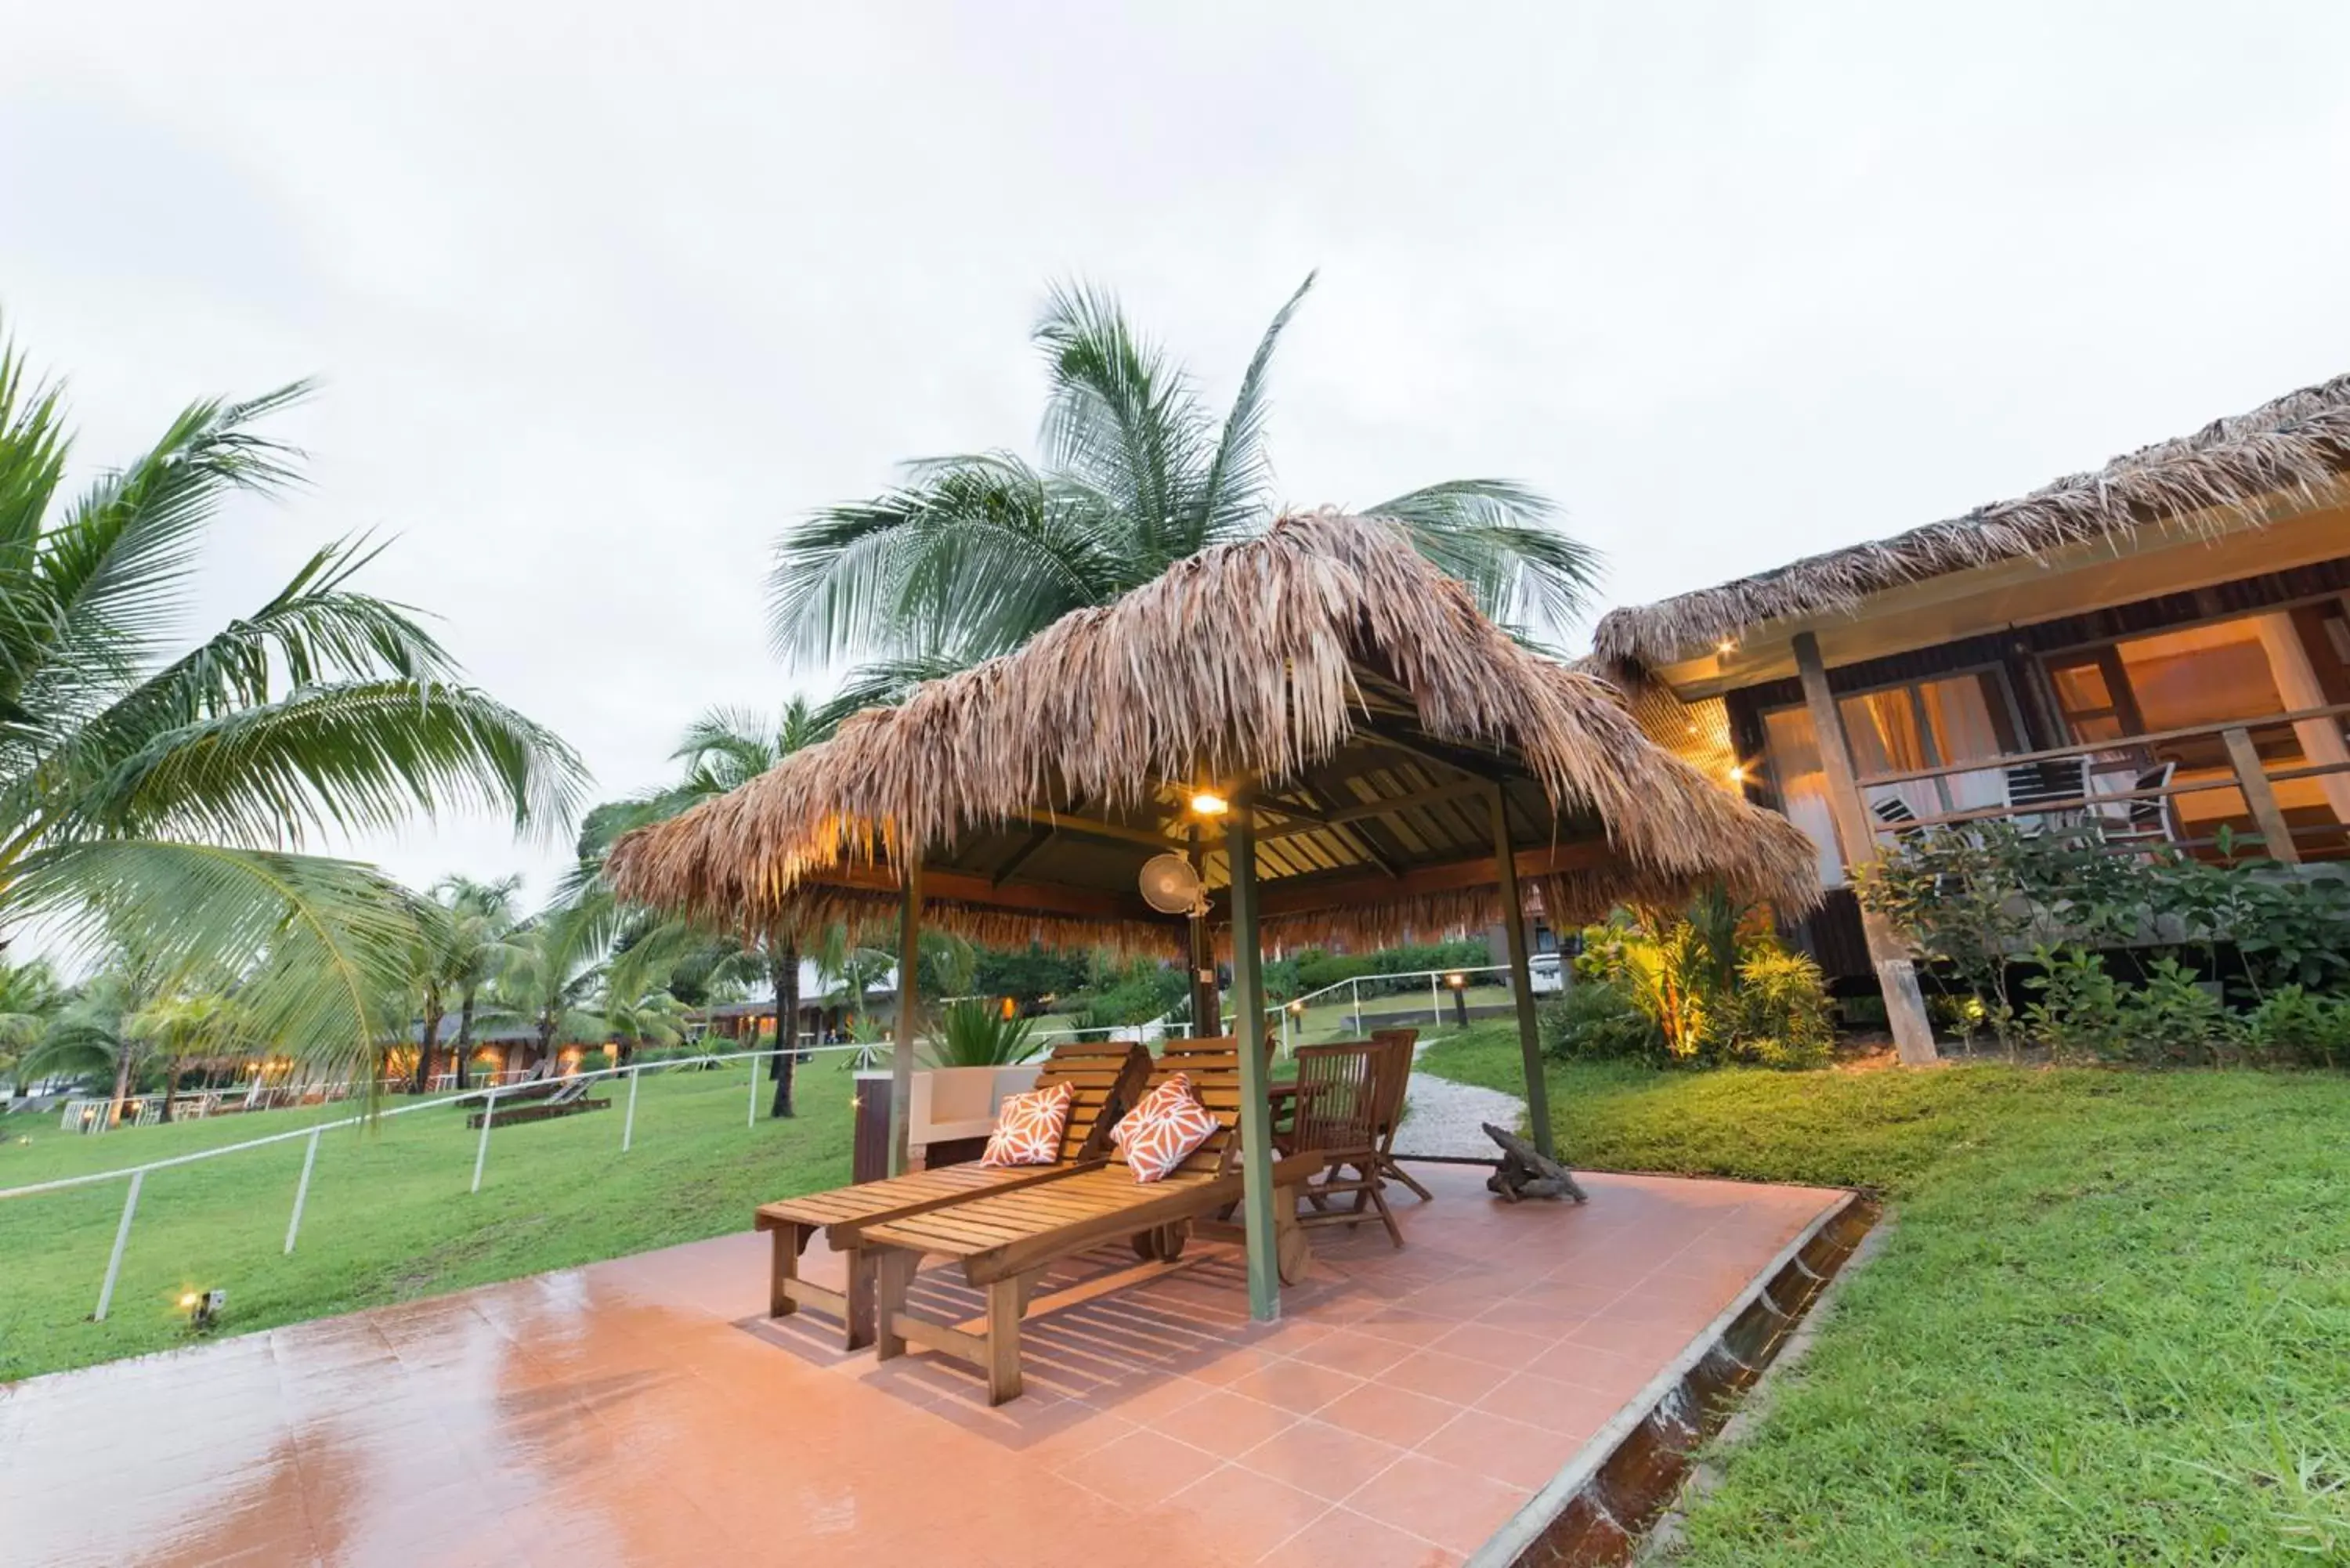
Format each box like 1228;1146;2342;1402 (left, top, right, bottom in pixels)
1791;631;1938;1065
888;850;923;1176
1187;824;1220;1031
1224;794;1281;1322
1489;786;1555;1160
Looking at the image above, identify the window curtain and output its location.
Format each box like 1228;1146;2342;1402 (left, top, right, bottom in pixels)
1762;707;1845;887
1843;688;1950;822
1920;676;2008;815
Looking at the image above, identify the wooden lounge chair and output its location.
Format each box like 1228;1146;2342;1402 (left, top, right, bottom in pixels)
860;1039;1320;1404
1289;1040;1405;1247
1365;1028;1430;1201
755;1039;1152;1349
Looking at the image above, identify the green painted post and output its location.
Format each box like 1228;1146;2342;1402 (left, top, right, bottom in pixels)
1226;800;1281;1322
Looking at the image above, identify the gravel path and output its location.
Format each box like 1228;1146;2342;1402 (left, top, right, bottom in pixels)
1390;1046;1527;1158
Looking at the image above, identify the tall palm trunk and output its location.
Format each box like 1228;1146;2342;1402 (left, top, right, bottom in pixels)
107;1046;134;1127
414;987;445;1094
454;988;478;1090
768;940;798;1118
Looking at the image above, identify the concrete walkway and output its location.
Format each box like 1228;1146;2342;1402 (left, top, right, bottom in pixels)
1390;1045;1527;1159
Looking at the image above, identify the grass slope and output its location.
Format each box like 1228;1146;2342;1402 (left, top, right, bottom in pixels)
1420;1028;2350;1565
0;1063;854;1383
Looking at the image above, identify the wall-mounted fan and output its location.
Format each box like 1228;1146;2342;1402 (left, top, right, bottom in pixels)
1137;853;1207;917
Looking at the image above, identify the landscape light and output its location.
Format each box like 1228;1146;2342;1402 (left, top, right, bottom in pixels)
182;1288;225;1329
1445;972;1466;989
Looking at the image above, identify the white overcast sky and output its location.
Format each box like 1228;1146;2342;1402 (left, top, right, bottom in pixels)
7;2;2350;911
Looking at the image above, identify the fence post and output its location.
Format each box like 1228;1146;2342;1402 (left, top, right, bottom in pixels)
283;1127;323;1255
1430;974;1441;1028
470;1089;497;1194
622;1064;641;1153
1349;977;1361;1031
93;1169;144;1322
747;1050;760;1127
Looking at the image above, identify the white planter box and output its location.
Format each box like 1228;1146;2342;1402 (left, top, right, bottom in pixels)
906;1062;1045;1162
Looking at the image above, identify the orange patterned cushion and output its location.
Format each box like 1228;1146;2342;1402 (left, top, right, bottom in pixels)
1120;1075;1220;1183
981;1079;1074;1168
1111;1073;1193;1148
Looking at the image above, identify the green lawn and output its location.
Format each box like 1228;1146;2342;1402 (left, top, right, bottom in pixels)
0;1060;855;1383
1421;1028;2350;1564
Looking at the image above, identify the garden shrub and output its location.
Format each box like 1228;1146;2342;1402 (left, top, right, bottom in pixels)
1862;826;2350;1064
1538;976;1661;1064
2243;985;2350;1068
1726;948;1835;1068
1556;890;1835;1069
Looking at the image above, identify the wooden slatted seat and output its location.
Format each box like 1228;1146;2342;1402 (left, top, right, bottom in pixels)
754;1038;1151;1348
860;1039;1319;1404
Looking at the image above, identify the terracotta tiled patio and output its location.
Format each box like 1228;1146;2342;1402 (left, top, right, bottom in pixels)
0;1166;1844;1567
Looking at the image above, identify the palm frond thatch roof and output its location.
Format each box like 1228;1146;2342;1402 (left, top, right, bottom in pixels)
1591;371;2350;674
608;511;1820;952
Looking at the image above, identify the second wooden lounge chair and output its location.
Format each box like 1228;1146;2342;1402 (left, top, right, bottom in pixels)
755;1038;1152;1349
860;1038;1320;1404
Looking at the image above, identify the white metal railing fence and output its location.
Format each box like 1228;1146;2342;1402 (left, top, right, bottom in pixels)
1234;959;1564;1054
3;964;1566;1324
0;1042;871;1323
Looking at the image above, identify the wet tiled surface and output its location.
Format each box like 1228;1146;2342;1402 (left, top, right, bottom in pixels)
0;1167;1841;1567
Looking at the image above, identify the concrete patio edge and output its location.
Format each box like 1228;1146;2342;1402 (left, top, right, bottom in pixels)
1466;1189;1880;1568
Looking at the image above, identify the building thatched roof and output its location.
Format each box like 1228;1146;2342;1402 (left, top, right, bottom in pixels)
608;512;1820;953
1591;371;2350;674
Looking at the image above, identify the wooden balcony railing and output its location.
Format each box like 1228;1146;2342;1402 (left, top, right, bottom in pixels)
1853;703;2350;865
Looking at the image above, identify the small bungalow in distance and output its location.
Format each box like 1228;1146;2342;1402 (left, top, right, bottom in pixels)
1591;373;2350;1064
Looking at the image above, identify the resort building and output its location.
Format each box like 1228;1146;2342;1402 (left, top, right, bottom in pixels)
1592;373;2350;1060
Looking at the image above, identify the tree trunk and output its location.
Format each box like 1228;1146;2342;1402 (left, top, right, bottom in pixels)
414;991;445;1094
157;1057;175;1124
454;990;477;1090
768;941;798;1118
107;1047;135;1127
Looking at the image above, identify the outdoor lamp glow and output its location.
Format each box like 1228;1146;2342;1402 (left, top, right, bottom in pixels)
1445;972;1466;989
1188;789;1230;817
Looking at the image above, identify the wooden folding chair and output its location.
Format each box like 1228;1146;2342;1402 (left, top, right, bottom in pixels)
1365;1028;1430;1201
1289;1040;1404;1248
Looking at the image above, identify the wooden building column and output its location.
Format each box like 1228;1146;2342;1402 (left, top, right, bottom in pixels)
1791;631;1940;1066
1224;793;1281;1323
1186;824;1221;1031
1489;786;1556;1158
887;850;922;1176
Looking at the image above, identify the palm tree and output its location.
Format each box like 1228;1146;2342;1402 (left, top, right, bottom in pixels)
20;950;166;1123
0;326;584;1077
769;274;1601;708
0;957;62;1096
490;894;615;1075
414;873;522;1092
593;701;835;1116
130;991;255;1122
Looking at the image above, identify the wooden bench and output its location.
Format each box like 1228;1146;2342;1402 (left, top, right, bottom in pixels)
860;1043;1318;1404
754;1039;1152;1349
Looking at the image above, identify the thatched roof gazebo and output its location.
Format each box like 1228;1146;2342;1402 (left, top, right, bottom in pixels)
610;511;1819;1320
